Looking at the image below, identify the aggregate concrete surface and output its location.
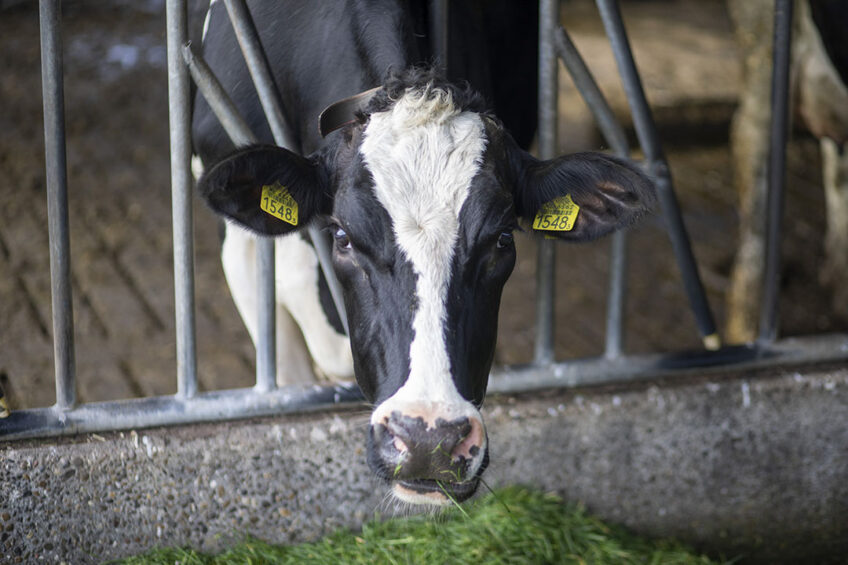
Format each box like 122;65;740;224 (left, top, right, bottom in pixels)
2;367;847;563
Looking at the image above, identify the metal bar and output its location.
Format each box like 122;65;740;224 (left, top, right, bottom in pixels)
255;238;277;392
534;0;559;365
554;25;631;358
3;333;847;441
430;0;449;74
166;0;198;399
182;45;254;146
222;0;298;152
223;0;349;337
758;0;793;344
182;45;276;387
0;382;365;442
595;0;720;351
605;231;627;358
554;26;628;156
39;0;76;410
492;333;848;396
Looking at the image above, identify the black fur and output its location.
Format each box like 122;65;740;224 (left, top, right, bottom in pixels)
198;145;333;236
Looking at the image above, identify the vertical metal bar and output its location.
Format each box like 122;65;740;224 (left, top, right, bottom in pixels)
604;232;627;358
39;0;76;410
430;0;449;74
255;238;276;392
223;0;349;342
534;0;559;365
554;25;630;358
758;0;793;344
596;0;720;351
166;0;198;398
182;44;276;388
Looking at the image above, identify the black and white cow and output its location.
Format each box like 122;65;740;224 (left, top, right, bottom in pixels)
193;0;655;505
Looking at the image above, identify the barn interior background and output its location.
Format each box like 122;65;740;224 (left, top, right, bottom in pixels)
2;0;844;410
1;0;846;563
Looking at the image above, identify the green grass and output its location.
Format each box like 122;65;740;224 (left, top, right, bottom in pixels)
116;485;728;565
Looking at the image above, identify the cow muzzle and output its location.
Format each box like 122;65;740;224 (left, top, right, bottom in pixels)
368;408;488;505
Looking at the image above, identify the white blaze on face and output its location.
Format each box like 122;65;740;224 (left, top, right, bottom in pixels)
360;87;487;432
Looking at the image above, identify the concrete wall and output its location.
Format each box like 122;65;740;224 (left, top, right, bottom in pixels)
2;366;847;564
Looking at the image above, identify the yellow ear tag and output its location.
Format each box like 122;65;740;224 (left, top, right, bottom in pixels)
532;194;580;232
260;182;298;226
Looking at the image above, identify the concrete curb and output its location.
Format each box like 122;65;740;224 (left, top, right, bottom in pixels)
2;366;847;563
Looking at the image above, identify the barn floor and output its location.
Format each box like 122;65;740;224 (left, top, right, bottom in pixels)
1;0;845;410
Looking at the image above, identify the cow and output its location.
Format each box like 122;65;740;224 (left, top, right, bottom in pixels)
193;0;655;505
726;0;848;342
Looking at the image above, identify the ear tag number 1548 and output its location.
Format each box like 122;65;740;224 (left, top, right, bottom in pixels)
533;194;580;232
261;182;298;226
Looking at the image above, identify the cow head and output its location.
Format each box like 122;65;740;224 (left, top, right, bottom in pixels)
198;71;654;505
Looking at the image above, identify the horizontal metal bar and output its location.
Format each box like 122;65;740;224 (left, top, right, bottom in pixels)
490;334;848;395
3;334;846;442
0;383;365;442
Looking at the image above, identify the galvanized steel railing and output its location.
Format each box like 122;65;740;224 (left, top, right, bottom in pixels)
2;0;846;441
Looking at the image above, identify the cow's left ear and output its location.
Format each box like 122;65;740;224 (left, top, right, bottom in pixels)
513;150;656;242
198;144;333;236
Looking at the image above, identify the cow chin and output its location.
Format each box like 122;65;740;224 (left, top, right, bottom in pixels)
392;476;482;506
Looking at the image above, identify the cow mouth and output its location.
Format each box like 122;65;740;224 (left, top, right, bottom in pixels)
393;477;481;505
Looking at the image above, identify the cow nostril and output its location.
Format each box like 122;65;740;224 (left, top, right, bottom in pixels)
393;436;408;453
451;416;484;461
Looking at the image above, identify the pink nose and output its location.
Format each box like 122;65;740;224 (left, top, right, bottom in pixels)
373;411;485;482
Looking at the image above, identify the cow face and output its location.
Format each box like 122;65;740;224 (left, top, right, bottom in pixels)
199;78;654;505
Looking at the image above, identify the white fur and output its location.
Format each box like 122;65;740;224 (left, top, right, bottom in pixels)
360;88;488;477
221;223;354;385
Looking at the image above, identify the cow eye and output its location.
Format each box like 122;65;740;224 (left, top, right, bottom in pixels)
332;226;352;251
496;231;514;249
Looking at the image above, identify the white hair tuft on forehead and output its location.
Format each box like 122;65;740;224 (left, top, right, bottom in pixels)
361;86;488;435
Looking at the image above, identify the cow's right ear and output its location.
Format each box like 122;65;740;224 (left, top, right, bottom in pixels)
198;144;333;236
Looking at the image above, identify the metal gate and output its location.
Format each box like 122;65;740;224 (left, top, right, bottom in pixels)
2;0;846;441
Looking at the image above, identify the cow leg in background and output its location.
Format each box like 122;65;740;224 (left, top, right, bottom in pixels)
272;232;354;384
820;138;848;312
726;0;773;343
221;224;314;385
795;0;848;315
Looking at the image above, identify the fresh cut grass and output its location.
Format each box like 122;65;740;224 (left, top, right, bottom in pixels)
116;485;729;564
